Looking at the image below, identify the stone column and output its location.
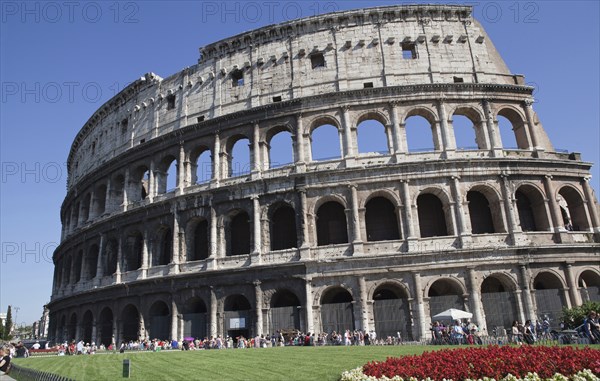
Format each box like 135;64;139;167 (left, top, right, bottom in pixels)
450;176;470;246
350;185;362;243
341;106;354;160
252;121;262;178
500;173;522;244
213;133;221;184
390;101;404;158
582;177;600;233
543;175;564;233
564;262;582;307
358;276;369;332
254;281;263;337
95;234;105;283
295;114;306;172
482;100;502;157
88;190;96;220
298;188;311;260
412;272;428;340
115;235;123;283
400;180;417;240
305;277;314;334
171;208;181;274
436;100;455;157
467;268;486;332
122;168;129;211
513;289;526;325
210;287;218;338
171;299;179;341
208;203;218;269
141;227;149;278
91;319;97;344
177;143;186;193
519;264;536;322
523;99;541;151
252;196;262;262
104;178;112;213
148;159;156;201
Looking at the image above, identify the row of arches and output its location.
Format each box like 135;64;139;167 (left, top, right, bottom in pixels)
63;102;541;238
52;269;600;345
54;181;595;290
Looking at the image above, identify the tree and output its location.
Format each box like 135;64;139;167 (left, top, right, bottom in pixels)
3;305;13;340
562;301;600;328
0;318;4;340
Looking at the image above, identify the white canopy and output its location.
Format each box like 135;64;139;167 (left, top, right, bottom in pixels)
431;308;473;321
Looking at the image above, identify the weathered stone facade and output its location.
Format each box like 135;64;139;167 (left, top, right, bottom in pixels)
48;5;600;345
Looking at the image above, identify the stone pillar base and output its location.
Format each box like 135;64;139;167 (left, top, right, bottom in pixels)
352;241;363;255
299;246;311;261
250;252;262;265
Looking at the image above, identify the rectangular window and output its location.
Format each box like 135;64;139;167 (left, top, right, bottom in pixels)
139;139;145;144
310;53;325;69
120;119;128;134
401;43;417;59
167;95;176;110
272;96;282;102
453;76;464;83
363;82;374;88
231;70;244;87
197;115;205;123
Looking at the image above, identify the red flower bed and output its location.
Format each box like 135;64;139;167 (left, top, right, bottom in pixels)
363;346;600;380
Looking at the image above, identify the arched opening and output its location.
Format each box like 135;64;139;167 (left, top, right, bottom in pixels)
357;119;389;155
497;109;529;150
579;270;600;302
372;284;412;340
228;211;251;256
73;250;83;283
104;239;118;275
534;272;567;329
417;193;449;237
124;231;143;271
268;290;301;333
62;255;71;286
515;186;550;232
311;124;341;161
428;279;464;319
270;204;297;250
452;114;480;150
320;287;354;334
405;115;435;152
365;196;400;241
129;166;150;202
110;174;125;210
121;305;140;342
558;187;590;231
71;202;80;230
481;276;517;331
182;298;208;340
192;149;212;184
156;155;177;194
316;201;348;245
85;244;99;280
59;315;67;342
153;227;172;266
229;137;251;177
224;294;253;341
82;310;94;344
81;193;91;222
93;184;107;216
189;219;209;261
148;301;171;340
269;130;294;168
67;313;77;342
467;191;495;234
98;307;114;347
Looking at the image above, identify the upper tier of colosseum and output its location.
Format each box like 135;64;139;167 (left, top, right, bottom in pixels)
66;4;520;190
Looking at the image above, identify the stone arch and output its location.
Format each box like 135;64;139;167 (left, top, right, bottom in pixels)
515;184;550;232
316;200;349;246
186;217;209;261
182;297;208;340
93;183;107;216
496;106;529;150
426;277;467;318
467;184;505;233
365;195;401;242
120;304;140;342
267;126;295;169
98;307;114;347
81;193;91;222
371;281;412;340
403;107;439;153
533;271;567;328
189;145;212;184
268;289;302;333
355;111;391;155
481;273;519;331
451;106;487;150
226;134;252;177
156;153;178;193
58;314;67;342
62;253;72;287
147;300;171;340
152;225;172;266
81;309;94;344
310;117;342;161
223;294;253;340
557;185;590;231
320;286;355;333
578;269;600;302
307;115;341;135
225;209;251;256
129;164;150;201
123;230;143;272
73;249;83;283
103;238;118;275
416;188;453;238
110;173;125;209
68;312;77;341
269;202;298;251
84;244;99;280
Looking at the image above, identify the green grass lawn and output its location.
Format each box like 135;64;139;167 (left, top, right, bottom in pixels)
12;345;444;381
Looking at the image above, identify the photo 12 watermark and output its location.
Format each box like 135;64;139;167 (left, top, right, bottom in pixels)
1;81;126;104
1;161;67;184
1;241;58;264
200;1;339;24
1;1;140;24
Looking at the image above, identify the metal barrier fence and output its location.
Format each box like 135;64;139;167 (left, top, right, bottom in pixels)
7;364;75;381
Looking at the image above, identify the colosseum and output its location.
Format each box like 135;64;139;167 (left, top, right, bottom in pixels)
48;4;600;346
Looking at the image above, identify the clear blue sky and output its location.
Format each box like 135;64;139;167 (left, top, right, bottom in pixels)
1;1;598;326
